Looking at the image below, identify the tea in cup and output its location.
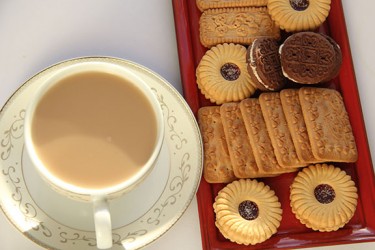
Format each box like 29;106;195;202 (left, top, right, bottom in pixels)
24;61;164;249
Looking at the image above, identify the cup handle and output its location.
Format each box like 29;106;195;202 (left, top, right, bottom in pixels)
93;197;113;249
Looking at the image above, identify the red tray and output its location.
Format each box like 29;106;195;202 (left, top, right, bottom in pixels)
171;0;375;249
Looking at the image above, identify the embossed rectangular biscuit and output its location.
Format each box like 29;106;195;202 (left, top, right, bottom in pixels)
196;0;268;11
280;89;317;163
199;7;280;48
259;92;305;168
220;102;260;178
299;87;358;162
197;106;237;183
239;98;285;176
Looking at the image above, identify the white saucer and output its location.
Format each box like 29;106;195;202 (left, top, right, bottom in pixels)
0;57;203;250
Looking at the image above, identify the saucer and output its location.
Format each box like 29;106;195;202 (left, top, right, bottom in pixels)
0;57;203;250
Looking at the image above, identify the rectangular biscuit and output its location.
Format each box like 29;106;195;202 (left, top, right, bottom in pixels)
220;102;260;178
199;7;280;48
280;89;317;163
197;106;236;183
299;87;358;162
259;92;305;168
196;0;268;11
239;98;285;176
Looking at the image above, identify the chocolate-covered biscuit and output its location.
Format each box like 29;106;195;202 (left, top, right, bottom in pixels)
247;38;286;91
279;32;338;84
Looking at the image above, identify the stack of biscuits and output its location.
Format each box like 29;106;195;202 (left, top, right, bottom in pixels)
198;87;357;183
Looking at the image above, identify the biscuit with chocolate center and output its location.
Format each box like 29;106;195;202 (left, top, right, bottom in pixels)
290;164;358;232
196;43;257;104
214;179;282;245
268;0;331;32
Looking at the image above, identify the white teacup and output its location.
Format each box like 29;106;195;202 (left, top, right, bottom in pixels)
24;61;164;249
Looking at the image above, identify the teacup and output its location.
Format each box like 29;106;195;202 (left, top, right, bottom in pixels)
24;61;164;249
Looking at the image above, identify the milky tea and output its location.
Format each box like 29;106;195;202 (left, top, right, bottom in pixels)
30;71;158;190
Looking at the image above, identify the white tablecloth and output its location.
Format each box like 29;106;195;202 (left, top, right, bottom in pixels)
0;0;374;249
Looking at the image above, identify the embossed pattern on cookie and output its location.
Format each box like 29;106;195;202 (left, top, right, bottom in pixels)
239;98;284;175
220;103;259;178
199;7;280;48
279;32;337;84
196;0;268;11
299;87;358;162
198;106;237;183
280;89;317;163
259;92;305;168
247;37;286;91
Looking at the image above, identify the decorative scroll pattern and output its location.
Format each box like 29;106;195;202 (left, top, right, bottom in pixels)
1;110;25;160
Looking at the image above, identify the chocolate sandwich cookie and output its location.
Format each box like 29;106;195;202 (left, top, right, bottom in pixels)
321;34;342;81
279;32;338;84
247;38;286;91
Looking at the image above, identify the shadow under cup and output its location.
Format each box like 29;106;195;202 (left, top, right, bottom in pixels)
23;62;165;248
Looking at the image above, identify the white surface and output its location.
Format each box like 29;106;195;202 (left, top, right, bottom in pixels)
0;0;374;249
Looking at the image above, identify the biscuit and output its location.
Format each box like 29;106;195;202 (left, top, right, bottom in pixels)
280;89;317;163
290;164;358;231
321;34;343;81
199;7;280;48
196;0;268;11
247;37;286;91
214;179;282;245
220;103;260;178
259;92;305;168
197;106;237;183
239;98;285;175
196;43;257;104
267;0;331;32
279;32;338;84
299;87;358;162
